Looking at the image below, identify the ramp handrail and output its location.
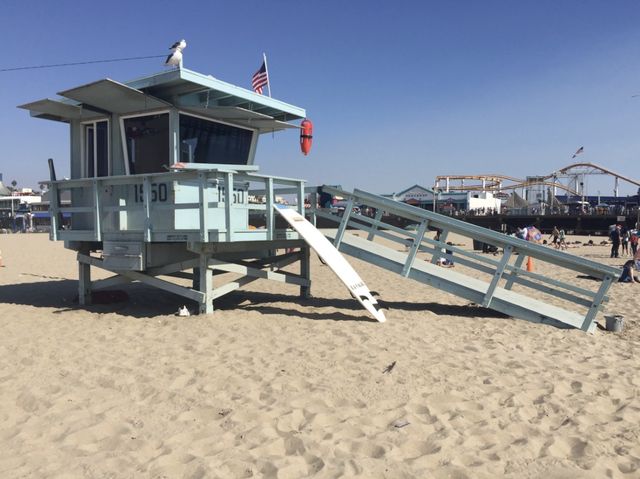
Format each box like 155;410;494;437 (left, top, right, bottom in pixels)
319;185;618;279
311;185;619;331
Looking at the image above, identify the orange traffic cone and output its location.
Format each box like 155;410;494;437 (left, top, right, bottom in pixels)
526;256;534;272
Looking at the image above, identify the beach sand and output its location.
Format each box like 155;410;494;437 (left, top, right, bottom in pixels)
0;233;638;478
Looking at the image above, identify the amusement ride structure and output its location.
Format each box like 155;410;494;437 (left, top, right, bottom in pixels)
435;162;640;201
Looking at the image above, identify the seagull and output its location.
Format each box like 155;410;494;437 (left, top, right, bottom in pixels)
169;39;187;50
165;39;187;68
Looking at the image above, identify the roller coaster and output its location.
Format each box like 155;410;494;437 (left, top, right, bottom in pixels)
435;162;640;199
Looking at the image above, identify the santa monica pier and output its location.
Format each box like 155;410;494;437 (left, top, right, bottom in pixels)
384;162;640;236
1;161;638;236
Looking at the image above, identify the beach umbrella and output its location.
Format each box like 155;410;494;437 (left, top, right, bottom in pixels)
526;226;543;243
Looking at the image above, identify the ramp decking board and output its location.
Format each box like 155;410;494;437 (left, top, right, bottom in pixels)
325;231;590;331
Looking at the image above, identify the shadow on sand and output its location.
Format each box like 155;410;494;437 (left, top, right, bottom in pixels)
0;280;508;321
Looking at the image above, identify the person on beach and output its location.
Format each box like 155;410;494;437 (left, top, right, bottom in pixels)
619;260;638;283
633;245;640;271
437;241;455;267
549;226;559;248
610;224;621;258
630;230;638;256
558;228;567;250
621;229;630;256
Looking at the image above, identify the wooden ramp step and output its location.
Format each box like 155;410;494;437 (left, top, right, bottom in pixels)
325;231;590;331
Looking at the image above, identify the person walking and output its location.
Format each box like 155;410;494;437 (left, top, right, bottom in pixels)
549;226;559;248
558;228;567;250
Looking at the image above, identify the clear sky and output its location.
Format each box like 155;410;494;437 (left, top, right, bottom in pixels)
1;0;640;196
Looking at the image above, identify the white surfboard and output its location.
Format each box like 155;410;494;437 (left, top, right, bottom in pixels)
275;205;386;322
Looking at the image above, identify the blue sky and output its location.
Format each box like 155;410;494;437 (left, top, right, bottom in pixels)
1;0;640;196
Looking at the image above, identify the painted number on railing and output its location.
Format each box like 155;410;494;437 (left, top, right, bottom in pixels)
134;183;168;203
217;186;246;204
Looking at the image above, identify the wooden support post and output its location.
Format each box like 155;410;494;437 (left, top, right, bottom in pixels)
300;245;311;298
402;220;428;277
198;172;210;242
334;197;354;249
504;253;526;290
482;245;513;307
78;250;92;305
199;253;213;314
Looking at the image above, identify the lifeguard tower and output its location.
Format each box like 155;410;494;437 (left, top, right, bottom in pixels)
20;66;620;331
19;67;389;318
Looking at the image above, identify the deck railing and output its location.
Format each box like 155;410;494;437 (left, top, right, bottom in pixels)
47;167;306;243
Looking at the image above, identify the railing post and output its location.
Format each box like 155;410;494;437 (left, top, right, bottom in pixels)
49;182;59;241
504;252;526;290
309;191;318;227
580;275;613;332
402;219;428;277
265;177;274;241
297;181;305;216
333;197;354;249
367;209;384;241
47;158;60;240
224;172;233;242
482;245;513;307
430;229;449;264
198;172;210;242
93;179;102;241
142;176;152;242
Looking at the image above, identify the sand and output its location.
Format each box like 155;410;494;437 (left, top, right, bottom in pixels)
0;233;639;478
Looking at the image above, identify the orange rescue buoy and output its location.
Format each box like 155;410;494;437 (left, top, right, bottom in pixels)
300;118;313;155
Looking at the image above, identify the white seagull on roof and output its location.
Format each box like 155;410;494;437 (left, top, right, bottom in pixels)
165;39;187;68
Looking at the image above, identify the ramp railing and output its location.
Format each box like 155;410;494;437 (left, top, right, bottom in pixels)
310;186;619;331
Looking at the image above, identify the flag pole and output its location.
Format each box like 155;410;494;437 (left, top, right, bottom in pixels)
263;52;271;98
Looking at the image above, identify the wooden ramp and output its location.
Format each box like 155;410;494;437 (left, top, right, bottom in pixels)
310;187;620;332
325;230;587;330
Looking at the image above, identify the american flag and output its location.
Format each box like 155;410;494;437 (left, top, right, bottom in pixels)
252;60;269;95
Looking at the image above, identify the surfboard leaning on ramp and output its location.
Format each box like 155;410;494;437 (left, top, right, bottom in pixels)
275;205;386;322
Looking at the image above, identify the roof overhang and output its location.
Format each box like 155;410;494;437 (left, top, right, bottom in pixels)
182;106;300;132
19;67;306;131
17;98;105;123
58;79;171;114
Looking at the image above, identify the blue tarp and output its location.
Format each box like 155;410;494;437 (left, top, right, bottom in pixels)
32;212;71;219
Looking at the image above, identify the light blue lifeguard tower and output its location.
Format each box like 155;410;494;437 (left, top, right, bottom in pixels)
19;67;323;314
20;66;620;331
